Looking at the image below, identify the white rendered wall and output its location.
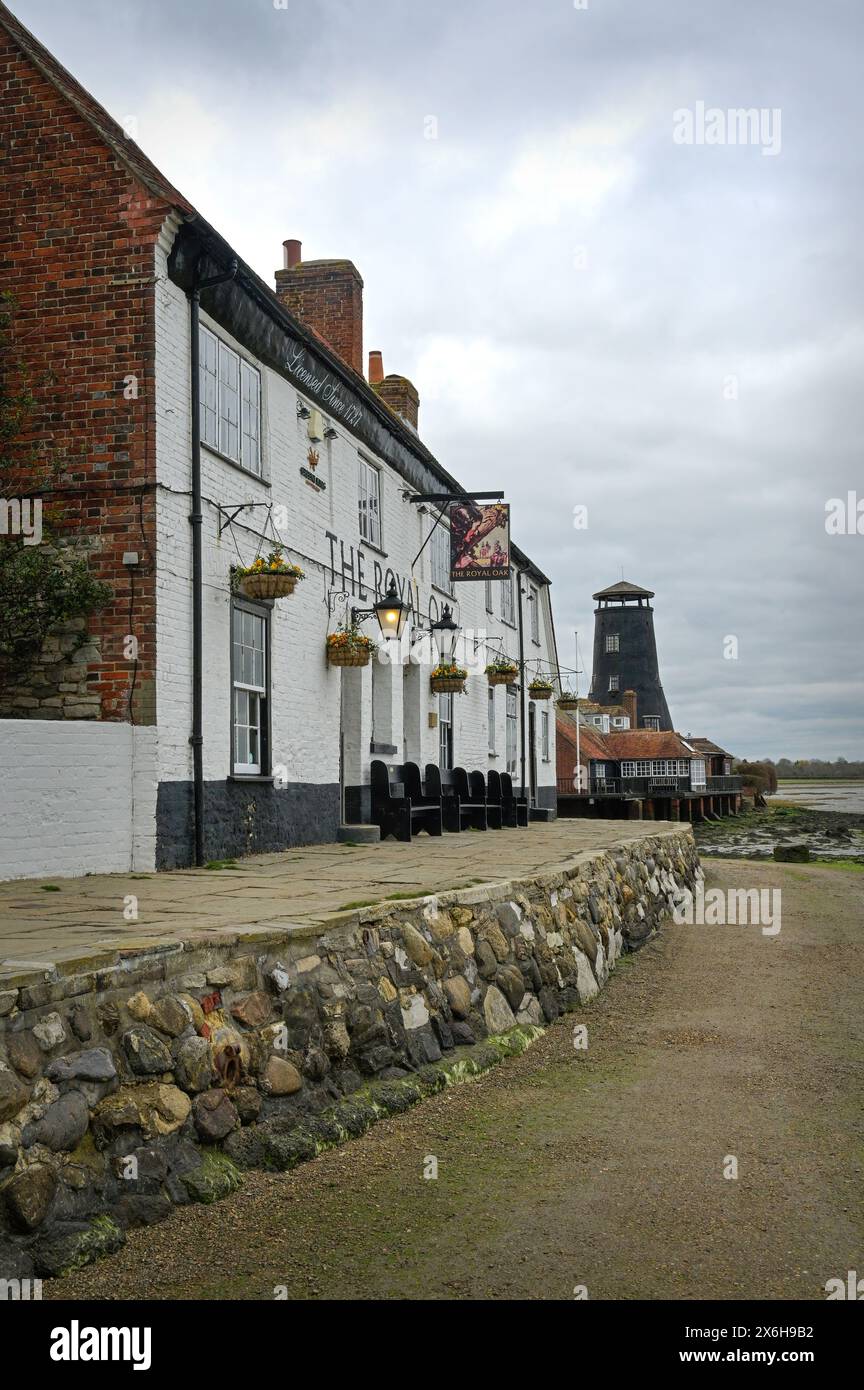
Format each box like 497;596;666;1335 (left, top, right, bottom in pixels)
0;720;157;880
153;228;557;804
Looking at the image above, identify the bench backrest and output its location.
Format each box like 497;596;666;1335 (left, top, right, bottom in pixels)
487;769;503;804
469;770;488;802
452;766;472;799
402;761;425;801
424;763;443;798
370;760;394;806
501;771;517;800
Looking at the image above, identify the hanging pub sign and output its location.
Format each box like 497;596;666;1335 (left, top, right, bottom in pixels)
449;502;510;582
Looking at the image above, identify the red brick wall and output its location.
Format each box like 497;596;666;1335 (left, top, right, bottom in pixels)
556;713;578;786
275;259;364;376
0;30;171;722
375;374;419;430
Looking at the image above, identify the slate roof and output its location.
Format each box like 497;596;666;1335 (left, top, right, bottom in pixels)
687;737;733;758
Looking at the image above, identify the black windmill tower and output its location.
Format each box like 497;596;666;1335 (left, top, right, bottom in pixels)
588;580;673;730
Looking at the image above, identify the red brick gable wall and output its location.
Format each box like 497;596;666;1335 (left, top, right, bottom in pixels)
0;27;172;722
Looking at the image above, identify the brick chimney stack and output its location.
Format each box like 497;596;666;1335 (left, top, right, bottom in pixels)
375;372;420;431
623;689;638;729
368;349;384;385
275;238;364;376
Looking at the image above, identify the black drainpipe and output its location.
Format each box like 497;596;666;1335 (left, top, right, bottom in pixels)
516;568;526;802
188;257;238;866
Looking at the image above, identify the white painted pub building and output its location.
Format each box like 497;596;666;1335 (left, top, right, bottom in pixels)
150;225;558;869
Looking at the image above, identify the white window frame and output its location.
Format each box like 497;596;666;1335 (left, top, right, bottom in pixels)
605;633;619;653
608;675;619;692
643;715;661;731
200;325;262;476
485;579;493;613
500;572;515;624
488;685;496;754
540;707;550;761
430;522;452;594
505;686;518;776
358;456;382;549
439;691;453;769
232;603;268;775
530;585;539;643
691;758;707;789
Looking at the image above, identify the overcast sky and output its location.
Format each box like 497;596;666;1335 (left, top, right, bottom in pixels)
15;0;864;760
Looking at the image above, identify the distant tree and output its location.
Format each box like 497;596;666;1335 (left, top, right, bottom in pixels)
771;757;864;781
735;760;777;794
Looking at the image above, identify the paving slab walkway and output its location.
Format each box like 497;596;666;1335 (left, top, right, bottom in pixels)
0;820;670;977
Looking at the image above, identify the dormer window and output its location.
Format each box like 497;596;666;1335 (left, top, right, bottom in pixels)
642;715;660;730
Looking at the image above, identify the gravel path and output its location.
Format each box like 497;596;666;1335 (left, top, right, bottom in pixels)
49;859;864;1302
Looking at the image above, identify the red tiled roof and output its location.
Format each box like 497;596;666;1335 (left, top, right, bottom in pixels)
601;729;696;759
556;713;612;760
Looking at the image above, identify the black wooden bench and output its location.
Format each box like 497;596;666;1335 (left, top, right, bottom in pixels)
370;760;443;842
487;769;512;827
500;771;529;827
426;764;487;832
470;770;503;830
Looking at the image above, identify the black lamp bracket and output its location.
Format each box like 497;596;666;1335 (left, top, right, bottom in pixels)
217;501;274;537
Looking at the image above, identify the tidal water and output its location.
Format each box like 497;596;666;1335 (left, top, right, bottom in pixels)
774;781;864;814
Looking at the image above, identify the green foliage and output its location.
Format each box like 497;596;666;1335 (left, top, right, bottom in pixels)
734;760;778;794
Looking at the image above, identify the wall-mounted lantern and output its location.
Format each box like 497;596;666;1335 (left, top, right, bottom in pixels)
352;579;409;642
430;602;459;662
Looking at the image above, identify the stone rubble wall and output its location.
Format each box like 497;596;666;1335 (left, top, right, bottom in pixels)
0;828;700;1279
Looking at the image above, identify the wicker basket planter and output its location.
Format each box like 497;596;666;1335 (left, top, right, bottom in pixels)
235;550;304;602
556;694;579;711
327;644;373;668
431;676;467;694
486;664;519;687
326;623;375;669
528;682;553;701
239;571;298;600
431;665;468;695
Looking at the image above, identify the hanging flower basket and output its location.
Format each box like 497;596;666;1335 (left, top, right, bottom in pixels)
326;623;376;668
235;549;304;601
556;693;579;711
485;660;519;687
528;680;554;701
430;663;468;694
